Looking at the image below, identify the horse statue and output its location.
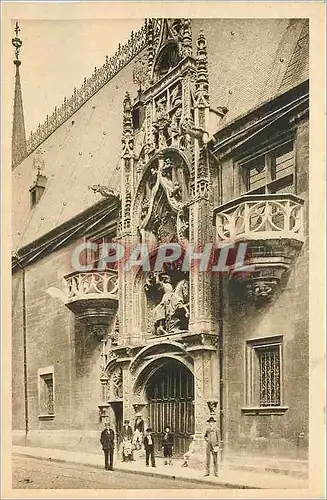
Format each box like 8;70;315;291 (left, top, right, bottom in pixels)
149;276;189;336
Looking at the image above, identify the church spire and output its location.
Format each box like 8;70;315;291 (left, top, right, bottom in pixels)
11;21;27;169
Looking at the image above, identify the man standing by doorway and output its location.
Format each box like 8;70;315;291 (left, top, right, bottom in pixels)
100;422;115;471
204;416;220;477
143;428;156;467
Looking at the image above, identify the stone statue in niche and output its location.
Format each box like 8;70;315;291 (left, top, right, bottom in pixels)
148;165;158;189
112;367;123;398
141;198;150;220
145;273;189;336
177;205;190;242
153;97;171;149
170;83;182;108
162;156;173;179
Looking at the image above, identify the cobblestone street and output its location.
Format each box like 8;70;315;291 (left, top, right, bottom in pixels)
12;455;223;490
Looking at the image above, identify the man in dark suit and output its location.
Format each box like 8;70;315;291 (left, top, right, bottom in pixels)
121;419;133;440
143;428;156;467
204;416;220;477
100;422;115;471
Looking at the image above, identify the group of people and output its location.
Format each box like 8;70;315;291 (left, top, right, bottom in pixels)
100;416;174;471
100;415;220;477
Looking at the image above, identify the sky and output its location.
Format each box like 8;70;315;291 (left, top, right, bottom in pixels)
10;18;144;135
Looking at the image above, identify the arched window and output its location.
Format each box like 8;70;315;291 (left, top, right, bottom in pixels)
154;41;180;79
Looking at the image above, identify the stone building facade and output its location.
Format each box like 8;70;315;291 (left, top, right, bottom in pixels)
12;18;309;475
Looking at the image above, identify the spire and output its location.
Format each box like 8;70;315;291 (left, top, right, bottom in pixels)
182;19;193;58
11;21;27;169
195;31;210;109
147;18;155;82
121;91;134;159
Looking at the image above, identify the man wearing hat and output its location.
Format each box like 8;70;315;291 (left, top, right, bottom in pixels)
100;422;115;471
204;416;220;477
121;419;133;462
143;428;156;467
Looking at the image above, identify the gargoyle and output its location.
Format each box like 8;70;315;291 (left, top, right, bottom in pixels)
88;184;120;199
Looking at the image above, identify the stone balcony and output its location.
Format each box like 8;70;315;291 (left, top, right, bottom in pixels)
213;194;305;301
63;270;118;325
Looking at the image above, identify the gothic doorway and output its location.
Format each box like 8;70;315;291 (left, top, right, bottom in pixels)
145;360;194;457
111;402;123;448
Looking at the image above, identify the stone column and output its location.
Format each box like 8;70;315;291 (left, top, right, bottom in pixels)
122;362;134;422
188;348;219;469
118;91;137;346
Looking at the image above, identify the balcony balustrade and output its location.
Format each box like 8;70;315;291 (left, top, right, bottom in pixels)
213;194;305;302
215;194;304;244
63;270;118;325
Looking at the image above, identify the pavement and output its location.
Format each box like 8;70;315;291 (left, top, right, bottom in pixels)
12;455;222;489
12;445;309;490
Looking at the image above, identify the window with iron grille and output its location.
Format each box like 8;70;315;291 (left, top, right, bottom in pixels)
38;367;55;418
257;345;280;406
237;140;295;196
245;336;283;409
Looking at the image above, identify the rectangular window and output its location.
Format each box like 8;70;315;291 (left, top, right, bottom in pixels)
256;345;280;406
38;366;55;418
244;336;288;414
239;140;295;196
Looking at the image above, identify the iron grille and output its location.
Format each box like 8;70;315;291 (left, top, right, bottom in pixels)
258;346;281;406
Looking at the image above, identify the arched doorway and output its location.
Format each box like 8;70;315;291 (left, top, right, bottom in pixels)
145;359;194;457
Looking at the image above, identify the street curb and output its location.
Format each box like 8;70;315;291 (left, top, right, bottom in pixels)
14;452;256;489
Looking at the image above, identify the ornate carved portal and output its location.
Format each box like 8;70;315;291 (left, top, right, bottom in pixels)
113;24;221;469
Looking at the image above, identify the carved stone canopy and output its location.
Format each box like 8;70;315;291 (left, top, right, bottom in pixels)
207;400;218;415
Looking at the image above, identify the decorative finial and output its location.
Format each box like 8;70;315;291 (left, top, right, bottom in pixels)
121;92;133;159
195;31;209;107
133;57;148;93
33;148;45;176
182;19;193;58
12;21;23;65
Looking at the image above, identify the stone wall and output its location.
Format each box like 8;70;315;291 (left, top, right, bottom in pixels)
12;242;105;451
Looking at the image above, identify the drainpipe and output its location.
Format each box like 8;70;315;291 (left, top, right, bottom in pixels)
218;277;224;461
14;253;29;444
217;156;224;461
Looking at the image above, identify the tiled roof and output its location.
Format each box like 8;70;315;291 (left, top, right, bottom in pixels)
12;60;136;250
278;21;309;95
192;18;309;130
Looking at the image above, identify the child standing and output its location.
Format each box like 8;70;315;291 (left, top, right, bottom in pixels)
143;428;156;467
162;425;174;465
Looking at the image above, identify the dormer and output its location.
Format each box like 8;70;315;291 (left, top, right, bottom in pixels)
29;173;47;208
29;149;47;208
